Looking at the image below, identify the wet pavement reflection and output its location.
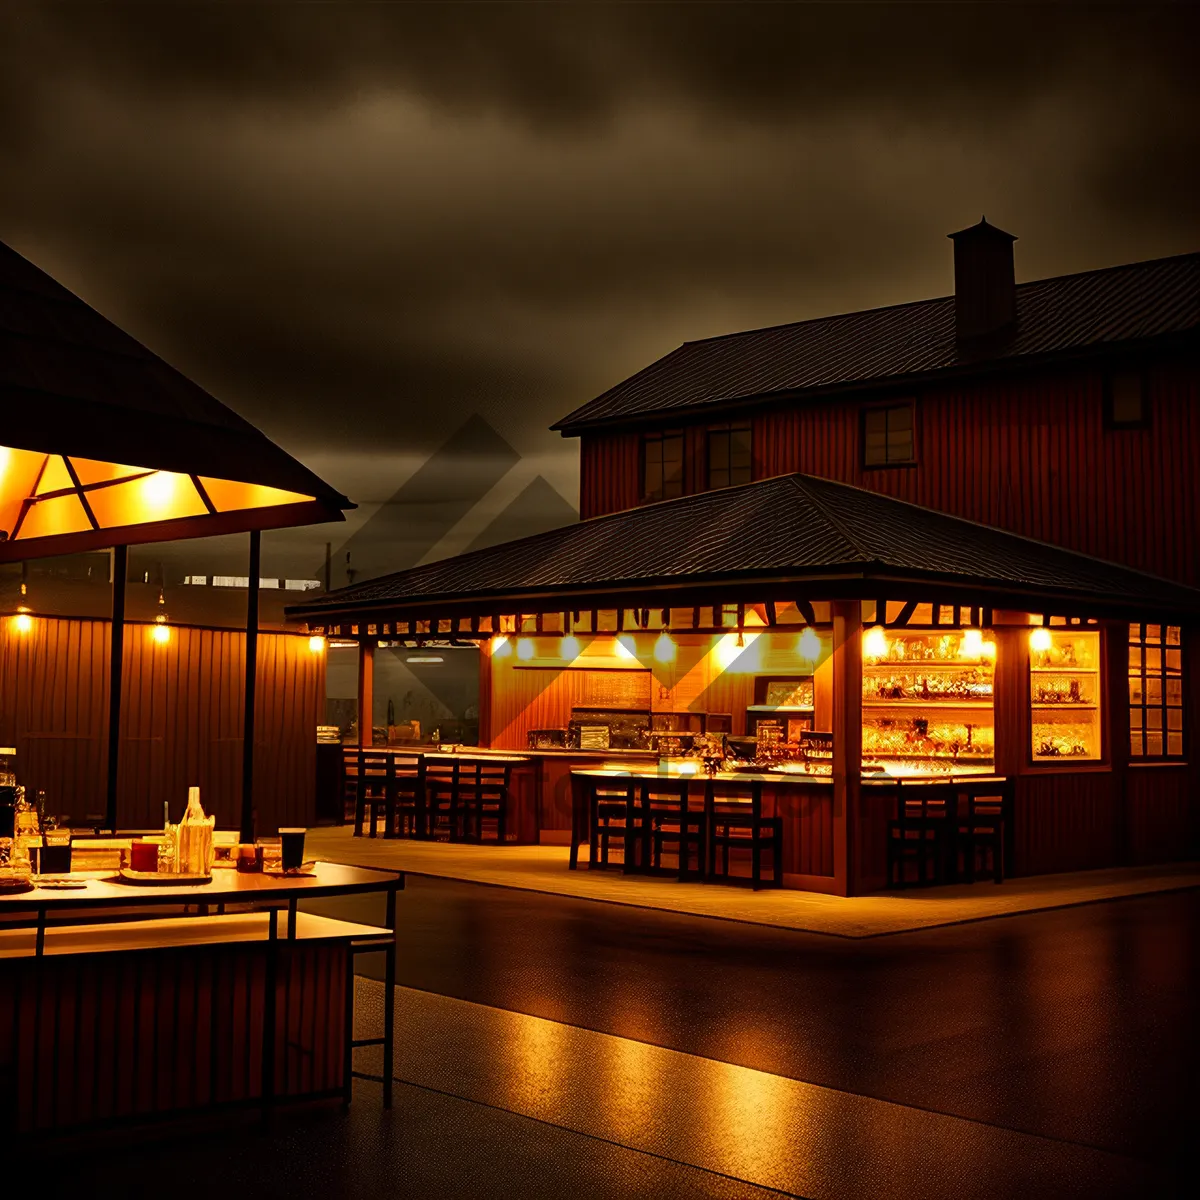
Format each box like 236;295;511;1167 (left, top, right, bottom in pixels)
311;879;1200;1175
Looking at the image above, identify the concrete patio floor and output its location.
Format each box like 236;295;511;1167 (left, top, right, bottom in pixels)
306;826;1200;938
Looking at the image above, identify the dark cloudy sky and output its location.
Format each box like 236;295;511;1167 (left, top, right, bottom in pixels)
2;1;1196;581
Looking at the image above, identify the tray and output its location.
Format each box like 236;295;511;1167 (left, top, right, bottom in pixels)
0;878;35;895
116;868;213;886
35;877;88;890
263;861;318;878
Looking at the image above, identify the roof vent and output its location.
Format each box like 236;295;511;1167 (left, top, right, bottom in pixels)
948;218;1017;353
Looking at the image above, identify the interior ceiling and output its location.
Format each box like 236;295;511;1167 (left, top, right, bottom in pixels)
0;444;314;547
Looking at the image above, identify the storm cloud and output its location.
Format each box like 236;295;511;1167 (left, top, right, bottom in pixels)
1;2;1195;575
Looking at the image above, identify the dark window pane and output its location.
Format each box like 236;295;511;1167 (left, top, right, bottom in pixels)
1110;371;1143;424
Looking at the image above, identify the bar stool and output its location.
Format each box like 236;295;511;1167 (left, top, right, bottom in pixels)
587;777;638;871
641;777;706;880
955;778;1010;883
423;758;460;840
886;780;956;887
456;760;513;843
343;746;361;829
705;780;783;890
389;752;426;838
354;749;393;838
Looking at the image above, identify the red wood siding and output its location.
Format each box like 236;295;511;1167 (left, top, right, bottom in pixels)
0;941;346;1134
580;432;640;518
0;616;323;832
580;356;1200;586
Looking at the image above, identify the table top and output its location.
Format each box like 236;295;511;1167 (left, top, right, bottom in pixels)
0;859;402;913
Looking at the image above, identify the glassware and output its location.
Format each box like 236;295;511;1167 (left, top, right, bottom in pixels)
235;844;263;873
257;837;282;872
279;828;307;873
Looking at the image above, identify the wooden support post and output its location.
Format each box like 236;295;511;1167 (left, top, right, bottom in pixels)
478;636;493;748
104;544;128;833
357;639;375;748
831;600;862;896
1103;619;1132;865
240;530;261;844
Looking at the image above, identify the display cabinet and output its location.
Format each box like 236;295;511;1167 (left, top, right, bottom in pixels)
861;629;996;774
1029;628;1102;761
745;677;815;745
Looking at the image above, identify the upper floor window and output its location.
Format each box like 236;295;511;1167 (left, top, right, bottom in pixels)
642;430;684;502
1105;369;1147;428
1129;623;1184;759
707;423;752;490
862;402;915;467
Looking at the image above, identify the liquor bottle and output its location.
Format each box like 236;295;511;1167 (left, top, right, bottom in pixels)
0;746;17;858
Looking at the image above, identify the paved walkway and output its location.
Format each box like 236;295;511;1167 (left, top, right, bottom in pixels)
348;979;1155;1198
307;826;1200;937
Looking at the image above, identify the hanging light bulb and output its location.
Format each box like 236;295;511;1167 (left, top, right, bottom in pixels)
798;626;821;662
308;634;326;653
560;634;581;660
863;626;889;659
1030;627;1053;654
151;615;171;645
516;637;535;660
491;635;512;657
13;609;33;634
653;632;676;663
960;628;984;659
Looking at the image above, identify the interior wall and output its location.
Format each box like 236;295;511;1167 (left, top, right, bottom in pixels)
486;629;831;750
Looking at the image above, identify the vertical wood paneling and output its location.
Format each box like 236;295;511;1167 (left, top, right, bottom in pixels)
0;616;323;832
579;431;640;518
581;358;1200;587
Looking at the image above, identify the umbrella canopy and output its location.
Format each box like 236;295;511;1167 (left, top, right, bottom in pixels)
0;239;351;561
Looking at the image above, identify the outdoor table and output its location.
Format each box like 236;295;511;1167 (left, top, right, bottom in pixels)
0;860;403;1135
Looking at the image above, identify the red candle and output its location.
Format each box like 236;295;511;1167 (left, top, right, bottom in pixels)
130;839;158;873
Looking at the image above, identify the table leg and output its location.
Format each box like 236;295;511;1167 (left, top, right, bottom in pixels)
383;886;396;1109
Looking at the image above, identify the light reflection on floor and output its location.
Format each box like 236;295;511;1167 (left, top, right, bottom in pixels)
354;980;1155;1199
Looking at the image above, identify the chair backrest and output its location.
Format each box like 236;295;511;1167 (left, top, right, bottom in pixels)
897;780;955;823
640;777;690;811
453;759;511;796
424;758;459;786
959;777;1010;821
706;778;763;815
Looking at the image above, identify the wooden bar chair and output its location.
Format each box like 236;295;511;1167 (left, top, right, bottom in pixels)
344;747;362;830
641;777;706;880
885;780;956;888
705;780;783;890
389;752;426;838
456;760;513;843
587;777;638;872
423;758;460;841
354;749;394;838
955;778;1011;883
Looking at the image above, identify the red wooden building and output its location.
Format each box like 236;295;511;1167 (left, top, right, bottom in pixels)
293;223;1200;893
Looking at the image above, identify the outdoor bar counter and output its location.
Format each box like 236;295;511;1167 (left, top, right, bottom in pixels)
0;860;402;1135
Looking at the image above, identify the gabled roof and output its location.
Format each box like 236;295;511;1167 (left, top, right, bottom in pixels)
553;250;1200;432
0;239;351;558
288;473;1200;621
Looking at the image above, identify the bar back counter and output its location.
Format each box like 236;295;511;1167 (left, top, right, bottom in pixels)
0;861;402;1136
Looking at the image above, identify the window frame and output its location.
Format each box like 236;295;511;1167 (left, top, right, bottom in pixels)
860;401;918;470
705;422;753;491
1128;622;1186;762
640;428;685;503
1103;366;1150;431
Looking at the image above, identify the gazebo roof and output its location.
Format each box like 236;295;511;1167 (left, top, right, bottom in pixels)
288;473;1200;626
0;239;351;561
